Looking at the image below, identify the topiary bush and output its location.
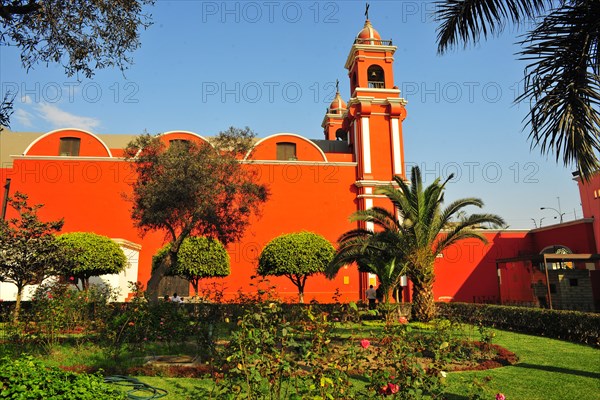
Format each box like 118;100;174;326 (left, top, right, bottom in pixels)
153;236;230;298
0;355;126;399
257;231;335;303
437;302;600;345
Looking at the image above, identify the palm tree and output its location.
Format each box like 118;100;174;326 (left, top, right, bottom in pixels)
436;0;600;179
330;166;505;322
384;166;505;321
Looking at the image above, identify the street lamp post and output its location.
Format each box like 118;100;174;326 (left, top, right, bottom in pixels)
530;217;546;228
540;207;565;223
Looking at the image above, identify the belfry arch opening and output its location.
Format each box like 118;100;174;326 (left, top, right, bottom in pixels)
335;129;348;141
367;65;385;88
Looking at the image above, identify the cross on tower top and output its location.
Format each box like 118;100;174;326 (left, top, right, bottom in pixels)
364;3;370;20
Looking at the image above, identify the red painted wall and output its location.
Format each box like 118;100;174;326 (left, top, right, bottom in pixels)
2;130;596;305
576;174;600;252
531;220;597;254
1;130;361;302
435;231;531;303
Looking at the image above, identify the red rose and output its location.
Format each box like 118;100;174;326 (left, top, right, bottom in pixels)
388;383;400;394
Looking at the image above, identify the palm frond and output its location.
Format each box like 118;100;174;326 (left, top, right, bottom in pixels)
434;213;506;253
327;231;402;279
518;1;600;179
349;207;400;233
439;197;485;228
436;0;552;53
378;177;412;218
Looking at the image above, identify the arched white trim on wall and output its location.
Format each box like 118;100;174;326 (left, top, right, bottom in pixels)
159;130;212;146
246;133;328;162
23;128;113;157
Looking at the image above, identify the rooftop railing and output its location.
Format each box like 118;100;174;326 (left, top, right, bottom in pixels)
354;38;393;46
368;81;385;89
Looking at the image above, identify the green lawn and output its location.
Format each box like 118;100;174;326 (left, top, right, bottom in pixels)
122;327;599;400
444;329;600;400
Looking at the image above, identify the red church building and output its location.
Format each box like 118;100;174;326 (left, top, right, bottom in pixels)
1;18;599;311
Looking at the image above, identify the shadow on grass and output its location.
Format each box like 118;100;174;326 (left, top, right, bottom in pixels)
442;394;470;400
514;363;600;379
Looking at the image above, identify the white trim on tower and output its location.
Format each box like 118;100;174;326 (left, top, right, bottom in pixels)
361;117;371;175
364;187;374;232
353;122;358;161
391;117;402;176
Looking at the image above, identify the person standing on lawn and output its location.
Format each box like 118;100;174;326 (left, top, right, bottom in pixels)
366;285;377;310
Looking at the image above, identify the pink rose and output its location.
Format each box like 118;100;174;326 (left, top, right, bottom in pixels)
360;339;370;349
496;394;506;400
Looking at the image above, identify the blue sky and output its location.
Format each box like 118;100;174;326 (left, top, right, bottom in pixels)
0;0;581;228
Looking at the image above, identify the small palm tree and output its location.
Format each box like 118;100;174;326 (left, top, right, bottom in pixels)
327;225;407;306
436;0;600;179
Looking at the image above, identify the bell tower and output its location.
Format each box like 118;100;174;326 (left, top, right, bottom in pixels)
341;15;408;294
345;17;407;186
322;80;348;141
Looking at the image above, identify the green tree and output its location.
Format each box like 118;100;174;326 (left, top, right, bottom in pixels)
257;231;335;303
56;232;128;290
153;236;230;298
436;0;600;179
124;127;268;301
0;0;154;128
0;192;65;321
332;167;505;322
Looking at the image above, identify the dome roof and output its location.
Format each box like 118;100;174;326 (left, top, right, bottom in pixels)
357;19;381;42
329;91;347;114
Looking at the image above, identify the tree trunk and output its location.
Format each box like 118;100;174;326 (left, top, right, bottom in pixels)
13;286;23;323
192;280;199;298
411;280;436;322
382;285;394;324
146;252;174;302
290;274;306;304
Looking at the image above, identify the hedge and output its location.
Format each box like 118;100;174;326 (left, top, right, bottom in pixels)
437;302;599;345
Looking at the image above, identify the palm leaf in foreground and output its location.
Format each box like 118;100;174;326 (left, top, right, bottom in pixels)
436;0;551;53
518;1;600;178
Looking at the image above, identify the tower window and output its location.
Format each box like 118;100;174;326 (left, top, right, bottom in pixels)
59;137;81;156
367;65;385;88
276;142;297;161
